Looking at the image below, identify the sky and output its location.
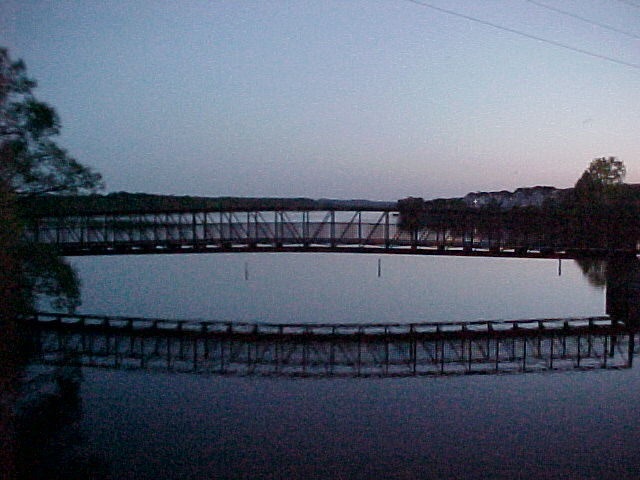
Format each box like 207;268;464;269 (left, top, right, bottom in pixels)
2;0;639;201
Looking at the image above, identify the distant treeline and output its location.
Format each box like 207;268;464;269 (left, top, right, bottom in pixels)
19;192;396;216
398;182;640;252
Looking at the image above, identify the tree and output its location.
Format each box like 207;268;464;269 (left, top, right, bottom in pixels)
585;156;626;185
0;47;102;197
1;48;104;478
567;157;640;250
574;157;625;203
398;197;427;247
1;48;102;313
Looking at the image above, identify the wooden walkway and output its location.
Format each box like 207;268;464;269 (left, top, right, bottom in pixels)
27;312;636;378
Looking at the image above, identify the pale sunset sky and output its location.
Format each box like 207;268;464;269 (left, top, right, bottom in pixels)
2;0;639;200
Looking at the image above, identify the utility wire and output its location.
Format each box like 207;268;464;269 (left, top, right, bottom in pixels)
525;0;640;40
402;0;640;71
615;0;640;9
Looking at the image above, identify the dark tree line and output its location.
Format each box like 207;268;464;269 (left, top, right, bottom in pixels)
398;157;640;254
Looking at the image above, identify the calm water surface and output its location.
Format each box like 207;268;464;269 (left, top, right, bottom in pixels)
68;253;605;323
33;254;640;479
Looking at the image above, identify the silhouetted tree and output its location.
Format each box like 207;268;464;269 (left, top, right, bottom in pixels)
398;197;426;246
573;158;639;250
0;48;96;313
1;48;104;479
1;48;102;197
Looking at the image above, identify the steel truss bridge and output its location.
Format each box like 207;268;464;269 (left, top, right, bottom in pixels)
28;312;637;378
23;208;625;258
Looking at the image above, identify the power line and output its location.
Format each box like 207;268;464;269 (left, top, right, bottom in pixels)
402;0;640;71
525;0;640;40
615;0;640;9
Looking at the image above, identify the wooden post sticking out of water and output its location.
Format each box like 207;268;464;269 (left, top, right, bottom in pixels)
558;258;562;276
377;258;381;278
244;261;249;281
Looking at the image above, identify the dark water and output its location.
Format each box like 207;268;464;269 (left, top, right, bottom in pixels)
27;254;640;479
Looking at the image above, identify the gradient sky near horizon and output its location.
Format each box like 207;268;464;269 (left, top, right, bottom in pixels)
2;0;639;200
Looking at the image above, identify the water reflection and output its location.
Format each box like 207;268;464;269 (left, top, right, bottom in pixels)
575;257;607;287
30;319;635;378
67;254;607;323
9;254;640;478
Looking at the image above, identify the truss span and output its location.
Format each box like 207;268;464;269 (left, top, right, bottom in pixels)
23;209;631;258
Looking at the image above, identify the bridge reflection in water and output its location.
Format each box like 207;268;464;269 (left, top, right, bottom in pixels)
27;313;637;378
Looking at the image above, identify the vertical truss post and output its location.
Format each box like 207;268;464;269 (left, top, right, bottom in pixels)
192;212;197;246
330;326;336;375
219;211;225;246
358;211;362;245
152;214;158;246
114;335;120;368
167;337;172;370
253;212;260;245
357;326;362;376
385;211;390;248
129;214;135;245
275;211;281;247
220;340;225;374
202;212;208;244
330;210;336;247
276;325;283;373
303;211;309;247
246;212;251;246
384;326;389;374
140;337;145;368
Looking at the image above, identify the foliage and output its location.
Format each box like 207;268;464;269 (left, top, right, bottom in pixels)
397;197;426;231
1;48;95;313
584;156;625;185
573;157;625;206
0;47;102;197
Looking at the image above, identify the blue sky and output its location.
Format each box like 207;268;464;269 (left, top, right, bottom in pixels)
3;0;639;200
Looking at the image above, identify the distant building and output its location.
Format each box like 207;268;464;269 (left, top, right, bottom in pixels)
463;186;561;209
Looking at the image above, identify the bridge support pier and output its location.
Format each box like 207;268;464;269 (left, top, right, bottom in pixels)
606;257;640;326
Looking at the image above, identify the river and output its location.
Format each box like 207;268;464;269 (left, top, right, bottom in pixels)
26;253;640;479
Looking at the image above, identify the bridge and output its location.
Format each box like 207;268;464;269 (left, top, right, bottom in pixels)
26;312;637;378
22;207;637;258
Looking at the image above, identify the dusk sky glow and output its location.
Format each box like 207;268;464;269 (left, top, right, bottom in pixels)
3;0;639;200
